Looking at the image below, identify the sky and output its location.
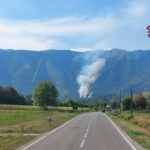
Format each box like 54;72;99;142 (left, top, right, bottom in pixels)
0;0;149;51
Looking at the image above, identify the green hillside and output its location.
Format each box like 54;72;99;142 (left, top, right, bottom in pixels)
0;49;150;99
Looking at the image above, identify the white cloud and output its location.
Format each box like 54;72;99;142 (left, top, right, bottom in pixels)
0;16;117;36
70;48;94;52
124;0;148;18
0;0;149;50
0;16;118;50
0;36;55;50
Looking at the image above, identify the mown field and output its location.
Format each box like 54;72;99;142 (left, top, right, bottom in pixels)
0;105;91;150
108;110;150;150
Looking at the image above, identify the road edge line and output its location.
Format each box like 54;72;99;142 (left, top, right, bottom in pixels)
104;113;137;150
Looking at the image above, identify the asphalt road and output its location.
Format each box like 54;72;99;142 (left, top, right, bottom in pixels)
18;112;139;150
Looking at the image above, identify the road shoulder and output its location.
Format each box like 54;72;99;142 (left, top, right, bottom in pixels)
105;113;146;150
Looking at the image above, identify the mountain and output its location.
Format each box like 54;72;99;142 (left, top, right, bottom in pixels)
0;49;150;100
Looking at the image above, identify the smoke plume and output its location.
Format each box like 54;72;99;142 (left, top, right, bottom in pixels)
77;54;105;98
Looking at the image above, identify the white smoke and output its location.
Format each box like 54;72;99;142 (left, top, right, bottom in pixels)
77;57;105;98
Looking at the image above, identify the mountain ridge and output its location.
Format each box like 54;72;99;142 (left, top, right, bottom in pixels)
0;48;150;99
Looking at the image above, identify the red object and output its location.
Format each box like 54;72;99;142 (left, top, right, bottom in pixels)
102;109;105;113
147;25;150;38
147;25;150;30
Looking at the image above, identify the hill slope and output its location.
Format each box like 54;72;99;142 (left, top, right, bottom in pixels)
0;49;150;99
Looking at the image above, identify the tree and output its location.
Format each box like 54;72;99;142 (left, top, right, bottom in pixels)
110;97;119;110
0;85;4;104
76;100;88;108
32;80;58;109
49;84;59;106
89;100;106;111
122;96;132;110
134;92;146;109
63;99;77;107
147;99;150;109
97;100;106;110
1;86;25;104
25;94;32;105
89;100;98;111
146;92;150;109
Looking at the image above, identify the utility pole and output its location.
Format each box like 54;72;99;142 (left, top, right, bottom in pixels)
119;90;122;114
130;85;133;118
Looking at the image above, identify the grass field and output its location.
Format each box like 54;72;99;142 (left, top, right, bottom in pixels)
108;110;150;150
0;104;90;111
0;110;50;126
0;110;83;133
0;105;91;150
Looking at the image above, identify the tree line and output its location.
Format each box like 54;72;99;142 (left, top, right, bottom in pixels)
2;80;149;112
0;85;26;104
0;81;92;109
32;80;93;110
109;91;150;111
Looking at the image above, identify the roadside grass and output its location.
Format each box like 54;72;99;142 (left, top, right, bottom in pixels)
0;135;36;150
108;110;150;150
0;106;91;150
0;110;83;133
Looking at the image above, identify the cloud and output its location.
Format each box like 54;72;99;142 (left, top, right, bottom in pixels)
123;0;149;18
0;36;55;50
0;16;117;36
0;0;149;51
0;16;118;50
70;48;94;52
93;0;150;50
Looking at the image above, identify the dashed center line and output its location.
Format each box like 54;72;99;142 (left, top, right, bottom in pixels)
80;139;85;148
84;133;88;139
80;113;94;149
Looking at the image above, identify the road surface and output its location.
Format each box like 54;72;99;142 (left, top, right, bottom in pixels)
18;112;140;150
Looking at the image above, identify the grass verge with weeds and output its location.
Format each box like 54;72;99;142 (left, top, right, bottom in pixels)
107;111;150;150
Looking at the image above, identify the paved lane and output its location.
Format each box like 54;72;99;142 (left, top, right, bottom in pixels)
81;112;133;150
17;112;139;150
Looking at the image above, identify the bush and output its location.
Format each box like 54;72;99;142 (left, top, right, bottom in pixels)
122;96;132;110
134;92;146;109
0;86;26;105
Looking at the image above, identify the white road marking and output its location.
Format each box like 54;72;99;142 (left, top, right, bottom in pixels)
80;139;85;148
22;115;80;150
22;135;47;150
22;113;95;150
84;133;88;138
80;113;94;149
104;114;137;150
86;128;89;132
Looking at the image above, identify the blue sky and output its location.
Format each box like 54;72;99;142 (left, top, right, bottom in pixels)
0;0;149;51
